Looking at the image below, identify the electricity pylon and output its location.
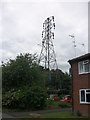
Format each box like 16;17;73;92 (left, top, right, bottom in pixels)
38;16;58;70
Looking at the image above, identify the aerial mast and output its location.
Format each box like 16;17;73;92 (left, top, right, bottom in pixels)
69;34;76;57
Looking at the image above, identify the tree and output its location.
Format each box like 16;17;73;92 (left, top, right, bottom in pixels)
62;72;71;95
2;52;71;110
2;53;47;109
45;69;71;95
2;53;44;92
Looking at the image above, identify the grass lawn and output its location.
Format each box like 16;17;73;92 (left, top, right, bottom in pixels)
40;112;88;118
3;101;87;118
20;111;87;119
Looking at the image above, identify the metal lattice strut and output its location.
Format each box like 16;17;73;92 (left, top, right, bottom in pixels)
38;16;58;70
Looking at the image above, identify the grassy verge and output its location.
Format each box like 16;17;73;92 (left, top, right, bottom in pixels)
19;111;87;119
40;112;82;118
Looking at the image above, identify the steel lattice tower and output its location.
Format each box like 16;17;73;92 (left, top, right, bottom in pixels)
38;16;58;70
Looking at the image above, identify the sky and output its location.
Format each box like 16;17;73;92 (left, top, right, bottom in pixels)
0;0;89;73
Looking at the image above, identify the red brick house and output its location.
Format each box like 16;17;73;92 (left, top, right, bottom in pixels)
68;53;90;117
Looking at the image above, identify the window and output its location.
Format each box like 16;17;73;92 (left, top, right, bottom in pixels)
80;89;90;104
78;60;90;74
81;90;85;102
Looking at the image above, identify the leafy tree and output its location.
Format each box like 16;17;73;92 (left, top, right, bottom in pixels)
2;53;44;92
46;69;71;95
2;53;47;109
2;52;71;110
62;72;71;95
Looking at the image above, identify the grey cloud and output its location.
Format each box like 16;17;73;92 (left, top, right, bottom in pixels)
1;2;88;72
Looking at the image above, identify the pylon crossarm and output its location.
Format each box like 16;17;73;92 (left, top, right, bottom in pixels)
38;16;58;70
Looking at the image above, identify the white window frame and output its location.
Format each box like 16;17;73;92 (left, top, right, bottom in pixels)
79;89;90;104
78;60;90;74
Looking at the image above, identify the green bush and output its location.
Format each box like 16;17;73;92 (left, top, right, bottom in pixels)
47;100;59;107
2;86;47;110
22;86;47;110
58;101;71;108
2;89;24;108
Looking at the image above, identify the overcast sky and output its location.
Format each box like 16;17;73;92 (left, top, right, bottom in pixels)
0;0;88;72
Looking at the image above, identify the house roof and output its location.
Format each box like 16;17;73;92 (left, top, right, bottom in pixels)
68;53;90;64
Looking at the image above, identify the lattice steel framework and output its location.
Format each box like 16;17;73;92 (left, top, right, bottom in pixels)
38;16;58;70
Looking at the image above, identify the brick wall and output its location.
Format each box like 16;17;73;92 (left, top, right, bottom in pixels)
72;62;90;117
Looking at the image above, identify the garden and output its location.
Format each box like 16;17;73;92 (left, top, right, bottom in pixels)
2;53;72;112
2;53;75;119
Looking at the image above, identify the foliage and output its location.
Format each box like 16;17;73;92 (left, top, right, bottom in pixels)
62;72;71;95
2;53;44;92
2;53;71;110
47;100;72;109
2;53;71;94
58;101;72;108
47;100;59;109
2;86;47;110
47;70;71;95
25;86;47;110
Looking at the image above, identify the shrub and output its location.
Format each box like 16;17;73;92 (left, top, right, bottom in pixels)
47;100;54;106
2;89;24;108
58;101;71;108
2;86;47;110
21;86;47;110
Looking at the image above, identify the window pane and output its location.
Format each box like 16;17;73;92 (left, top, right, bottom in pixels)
79;62;83;73
84;60;89;64
81;90;85;102
84;63;89;72
86;94;90;102
86;90;90;92
89;64;90;72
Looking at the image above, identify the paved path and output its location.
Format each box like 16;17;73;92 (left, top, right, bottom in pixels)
2;108;72;118
2;113;16;118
